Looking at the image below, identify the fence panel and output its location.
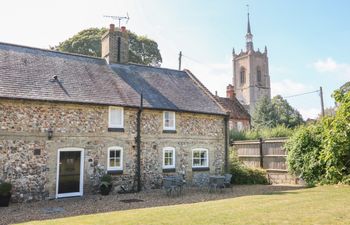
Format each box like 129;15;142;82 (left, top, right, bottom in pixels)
231;138;300;184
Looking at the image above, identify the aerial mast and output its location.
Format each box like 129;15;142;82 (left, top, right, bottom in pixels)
103;13;130;28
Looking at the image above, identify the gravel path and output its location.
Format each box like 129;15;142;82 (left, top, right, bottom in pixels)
0;185;304;225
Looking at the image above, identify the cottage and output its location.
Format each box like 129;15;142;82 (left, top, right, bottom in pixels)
0;24;228;202
215;85;250;131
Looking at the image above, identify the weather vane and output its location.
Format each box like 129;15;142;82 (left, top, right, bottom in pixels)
103;13;130;28
246;4;250;14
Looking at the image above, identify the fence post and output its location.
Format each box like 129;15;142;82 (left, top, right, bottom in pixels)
259;138;263;168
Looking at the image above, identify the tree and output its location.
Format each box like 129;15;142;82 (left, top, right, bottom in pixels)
252;96;278;129
272;95;304;128
54;28;162;66
252;95;304;129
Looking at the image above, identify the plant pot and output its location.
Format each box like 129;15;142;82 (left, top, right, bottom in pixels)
0;194;11;207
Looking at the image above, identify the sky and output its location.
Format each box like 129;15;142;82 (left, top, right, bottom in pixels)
1;0;349;119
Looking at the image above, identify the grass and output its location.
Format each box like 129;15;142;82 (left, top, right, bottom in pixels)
19;185;350;225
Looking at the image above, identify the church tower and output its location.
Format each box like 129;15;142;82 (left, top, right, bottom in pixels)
232;12;271;115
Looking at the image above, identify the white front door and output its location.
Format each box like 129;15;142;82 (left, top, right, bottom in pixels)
56;148;84;198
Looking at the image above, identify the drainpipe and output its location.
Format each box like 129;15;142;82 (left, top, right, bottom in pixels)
135;93;143;192
224;113;230;173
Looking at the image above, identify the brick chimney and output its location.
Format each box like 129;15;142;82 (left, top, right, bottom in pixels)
226;84;235;99
101;24;129;64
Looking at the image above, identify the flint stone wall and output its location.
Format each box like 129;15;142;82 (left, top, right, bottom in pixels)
0;99;225;202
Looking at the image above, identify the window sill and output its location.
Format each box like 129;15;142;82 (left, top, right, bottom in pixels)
107;170;123;175
162;130;177;134
162;168;176;173
192;167;210;171
108;128;125;132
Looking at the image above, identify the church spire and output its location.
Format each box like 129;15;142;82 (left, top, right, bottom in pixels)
245;5;254;52
247;12;252;34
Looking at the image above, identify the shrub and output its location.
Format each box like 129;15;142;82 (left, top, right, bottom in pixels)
286;90;350;185
0;182;12;196
229;151;269;185
285;123;325;186
230;125;293;141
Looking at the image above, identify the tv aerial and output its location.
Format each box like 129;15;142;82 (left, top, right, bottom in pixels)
103;13;130;28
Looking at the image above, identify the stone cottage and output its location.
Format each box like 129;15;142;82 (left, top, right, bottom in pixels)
0;24;228;202
215;85;250;131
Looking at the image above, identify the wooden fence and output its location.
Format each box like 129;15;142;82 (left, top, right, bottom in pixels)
231;138;301;184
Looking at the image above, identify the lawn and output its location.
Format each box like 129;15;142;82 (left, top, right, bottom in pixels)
19;185;350;225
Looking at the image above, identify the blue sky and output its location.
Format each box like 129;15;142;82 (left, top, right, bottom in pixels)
1;0;349;119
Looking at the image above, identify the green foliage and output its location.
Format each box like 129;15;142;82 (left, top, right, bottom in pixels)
286;90;350;185
252;96;278;129
321;90;350;184
55;28;162;66
0;182;12;195
56;28;107;57
272;95;304;128
230;125;294;141
285;123;325;185
100;174;112;183
229;151;269;184
252;95;304;129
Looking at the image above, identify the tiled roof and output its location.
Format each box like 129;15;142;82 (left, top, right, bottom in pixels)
214;96;250;120
0;42;225;115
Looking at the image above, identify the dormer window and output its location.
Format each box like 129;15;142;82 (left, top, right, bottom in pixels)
163;111;176;131
108;106;124;132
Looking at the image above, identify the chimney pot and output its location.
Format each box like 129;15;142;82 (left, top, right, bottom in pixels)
121;26;126;32
110;24;115;32
226;84;235;99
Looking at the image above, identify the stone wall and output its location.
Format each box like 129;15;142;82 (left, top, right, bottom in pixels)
0;99;225;202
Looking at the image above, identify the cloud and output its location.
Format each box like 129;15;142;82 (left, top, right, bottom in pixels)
271;79;314;97
313;58;350;81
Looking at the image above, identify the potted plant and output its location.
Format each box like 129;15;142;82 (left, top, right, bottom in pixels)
99;174;112;196
0;181;12;207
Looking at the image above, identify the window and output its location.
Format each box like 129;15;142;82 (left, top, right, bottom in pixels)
163;147;175;169
257;68;262;83
240;68;246;85
237;121;244;131
163;111;176;130
108;106;124;128
107;146;123;171
192;148;208;168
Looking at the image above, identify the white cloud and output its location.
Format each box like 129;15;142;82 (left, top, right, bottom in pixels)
271;79;314;97
313;58;350;81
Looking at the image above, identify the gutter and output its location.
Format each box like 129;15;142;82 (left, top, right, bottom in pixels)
224;113;230;173
135;93;143;192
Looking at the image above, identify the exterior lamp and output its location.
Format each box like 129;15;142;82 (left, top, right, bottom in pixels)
47;128;53;140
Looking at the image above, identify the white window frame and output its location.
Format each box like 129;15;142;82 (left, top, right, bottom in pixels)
108;106;124;128
192;148;209;168
237;121;244;132
162;147;176;169
163;111;176;130
107;146;123;171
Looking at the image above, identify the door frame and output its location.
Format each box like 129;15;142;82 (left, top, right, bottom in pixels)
56;147;84;198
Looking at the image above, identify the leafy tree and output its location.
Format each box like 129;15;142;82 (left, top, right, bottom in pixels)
272;95;304;128
286;90;350;185
54;28;162;66
252;96;278;129
286;123;325;185
321;90;350;184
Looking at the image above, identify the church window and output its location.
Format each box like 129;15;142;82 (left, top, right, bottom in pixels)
257;68;262;83
240;68;246;85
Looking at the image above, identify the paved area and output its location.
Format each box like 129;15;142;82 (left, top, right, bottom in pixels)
0;185;304;225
